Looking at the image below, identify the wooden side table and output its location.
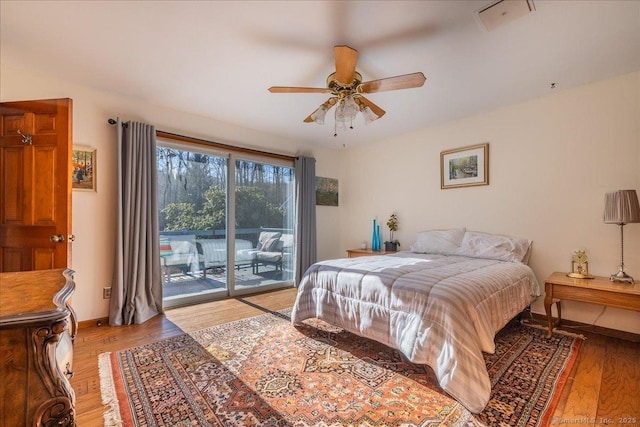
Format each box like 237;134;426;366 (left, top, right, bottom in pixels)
346;248;390;258
544;271;640;337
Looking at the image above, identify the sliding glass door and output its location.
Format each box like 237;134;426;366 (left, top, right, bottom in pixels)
156;140;295;308
233;158;295;292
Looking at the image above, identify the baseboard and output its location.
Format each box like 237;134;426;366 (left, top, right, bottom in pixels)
529;313;640;342
79;317;109;329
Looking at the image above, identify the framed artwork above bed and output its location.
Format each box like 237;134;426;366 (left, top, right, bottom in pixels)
441;143;489;189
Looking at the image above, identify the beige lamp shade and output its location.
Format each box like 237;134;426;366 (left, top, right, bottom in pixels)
603;190;640;224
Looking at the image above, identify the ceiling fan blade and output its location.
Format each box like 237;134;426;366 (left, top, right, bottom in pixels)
334;45;358;85
303;97;337;123
356;96;386;118
359;72;426;93
268;86;333;94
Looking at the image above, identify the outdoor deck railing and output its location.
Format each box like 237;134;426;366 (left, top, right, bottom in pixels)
160;227;293;246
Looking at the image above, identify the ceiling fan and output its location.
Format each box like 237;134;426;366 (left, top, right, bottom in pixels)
268;45;426;135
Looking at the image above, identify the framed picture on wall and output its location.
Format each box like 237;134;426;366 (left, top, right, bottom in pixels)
315;176;339;206
72;146;97;191
440;143;489;189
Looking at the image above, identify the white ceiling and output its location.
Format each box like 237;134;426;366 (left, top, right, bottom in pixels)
1;1;639;148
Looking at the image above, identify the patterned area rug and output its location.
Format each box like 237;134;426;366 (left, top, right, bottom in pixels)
99;310;582;426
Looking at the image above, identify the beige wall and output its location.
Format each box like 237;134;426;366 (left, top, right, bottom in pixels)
339;71;640;334
1;63;342;322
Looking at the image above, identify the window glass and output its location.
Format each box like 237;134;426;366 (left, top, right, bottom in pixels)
157;141;295;308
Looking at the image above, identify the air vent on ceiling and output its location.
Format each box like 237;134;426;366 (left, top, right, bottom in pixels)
476;0;535;32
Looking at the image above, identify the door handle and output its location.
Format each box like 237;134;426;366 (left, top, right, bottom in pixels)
68;234;76;242
17;129;33;145
50;234;65;243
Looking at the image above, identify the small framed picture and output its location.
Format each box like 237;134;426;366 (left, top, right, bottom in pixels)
315;176;339;206
72;146;96;191
441;143;489;189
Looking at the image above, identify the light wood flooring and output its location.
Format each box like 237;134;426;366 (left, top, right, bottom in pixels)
71;287;639;426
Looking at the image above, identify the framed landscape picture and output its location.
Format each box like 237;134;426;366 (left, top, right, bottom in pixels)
72;146;96;191
315;176;338;206
441;143;489;189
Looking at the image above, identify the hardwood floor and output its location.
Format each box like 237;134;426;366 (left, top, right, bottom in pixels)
71;287;298;426
71;287;639;426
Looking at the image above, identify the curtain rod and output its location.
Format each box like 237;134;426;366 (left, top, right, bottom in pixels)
108;118;295;162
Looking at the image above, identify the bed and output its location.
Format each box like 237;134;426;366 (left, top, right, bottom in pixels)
291;228;540;413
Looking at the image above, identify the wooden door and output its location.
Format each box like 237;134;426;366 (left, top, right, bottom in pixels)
0;98;72;272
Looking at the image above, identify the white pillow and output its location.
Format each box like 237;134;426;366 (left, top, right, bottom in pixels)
454;231;532;263
410;228;466;255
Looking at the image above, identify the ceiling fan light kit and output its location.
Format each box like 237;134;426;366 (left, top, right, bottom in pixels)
309;104;328;125
269;45;426;136
335;95;359;126
360;105;380;125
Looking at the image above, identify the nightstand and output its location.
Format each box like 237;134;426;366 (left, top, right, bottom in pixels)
544;271;640;337
346;249;389;258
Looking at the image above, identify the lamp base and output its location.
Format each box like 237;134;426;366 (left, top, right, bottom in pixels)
610;270;635;284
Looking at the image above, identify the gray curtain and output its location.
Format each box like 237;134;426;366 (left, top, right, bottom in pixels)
295;156;317;285
109;119;163;325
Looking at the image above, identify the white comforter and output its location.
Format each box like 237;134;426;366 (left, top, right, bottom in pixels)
290;252;540;413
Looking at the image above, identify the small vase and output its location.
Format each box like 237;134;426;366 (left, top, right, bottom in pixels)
372;219;378;251
375;225;381;251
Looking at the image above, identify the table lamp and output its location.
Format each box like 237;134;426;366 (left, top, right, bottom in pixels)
603;190;640;283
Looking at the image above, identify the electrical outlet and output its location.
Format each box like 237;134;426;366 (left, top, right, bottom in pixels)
103;287;112;299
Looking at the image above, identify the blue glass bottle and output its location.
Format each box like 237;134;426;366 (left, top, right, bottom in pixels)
372;219;379;251
372;219;382;251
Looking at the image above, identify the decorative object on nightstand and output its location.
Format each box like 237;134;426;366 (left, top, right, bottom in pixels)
567;249;593;279
371;219;381;251
384;212;400;252
603;189;640;284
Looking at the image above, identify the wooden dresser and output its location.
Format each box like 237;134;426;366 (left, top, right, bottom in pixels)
0;268;77;426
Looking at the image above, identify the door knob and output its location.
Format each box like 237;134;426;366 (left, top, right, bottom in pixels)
50;234;65;243
68;234;76;242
